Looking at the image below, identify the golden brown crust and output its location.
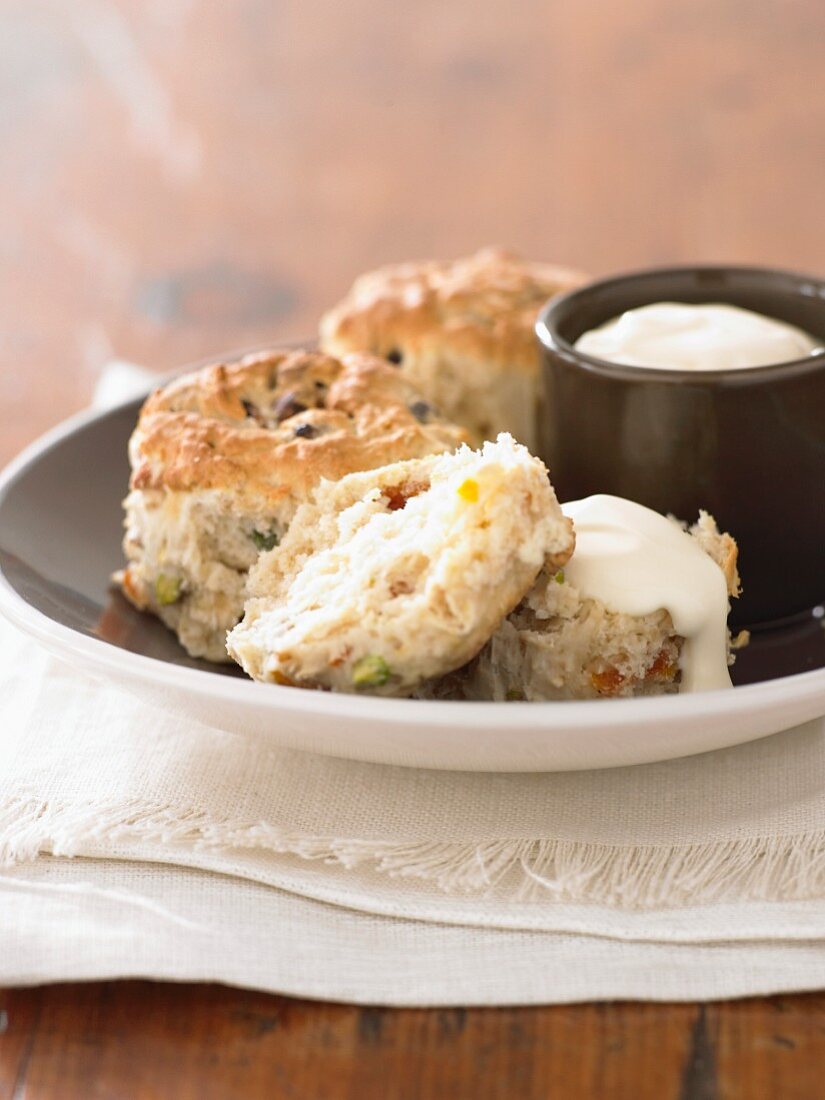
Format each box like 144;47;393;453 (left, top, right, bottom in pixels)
130;349;471;505
688;511;741;598
320;247;587;374
716;533;741;597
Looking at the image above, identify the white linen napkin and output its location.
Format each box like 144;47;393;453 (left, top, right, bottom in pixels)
1;363;825;1005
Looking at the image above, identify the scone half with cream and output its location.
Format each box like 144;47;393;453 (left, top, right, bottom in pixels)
427;497;741;702
117;349;470;662
227;435;575;696
320;247;586;449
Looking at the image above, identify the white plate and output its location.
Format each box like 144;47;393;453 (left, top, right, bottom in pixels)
1;394;824;772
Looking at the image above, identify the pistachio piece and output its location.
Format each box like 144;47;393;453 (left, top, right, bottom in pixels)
252;529;280;552
155;573;182;605
352;654;391;689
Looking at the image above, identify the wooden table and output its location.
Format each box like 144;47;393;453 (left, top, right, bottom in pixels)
1;1;823;1094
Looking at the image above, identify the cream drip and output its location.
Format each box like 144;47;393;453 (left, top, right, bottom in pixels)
561;495;733;693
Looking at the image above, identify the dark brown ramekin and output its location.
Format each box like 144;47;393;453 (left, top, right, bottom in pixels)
536;265;825;627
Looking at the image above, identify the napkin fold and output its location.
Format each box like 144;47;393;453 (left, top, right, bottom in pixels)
6;858;825;1006
2;612;825;925
2;362;825;1005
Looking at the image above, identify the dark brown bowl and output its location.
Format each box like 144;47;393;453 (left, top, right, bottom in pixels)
536;265;825;627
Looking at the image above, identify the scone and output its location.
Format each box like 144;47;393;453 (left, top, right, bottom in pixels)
424;504;741;702
320;247;586;449
227;434;575;696
116;349;470;662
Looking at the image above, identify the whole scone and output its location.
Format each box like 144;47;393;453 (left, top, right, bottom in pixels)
117;349;470;662
424;512;741;702
227;434;575;696
319;247;586;449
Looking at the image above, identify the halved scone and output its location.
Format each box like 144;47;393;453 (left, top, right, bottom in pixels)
116;348;470;661
227;434;575;696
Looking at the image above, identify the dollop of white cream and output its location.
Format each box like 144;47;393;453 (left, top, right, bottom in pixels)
561;495;733;692
575;302;821;371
